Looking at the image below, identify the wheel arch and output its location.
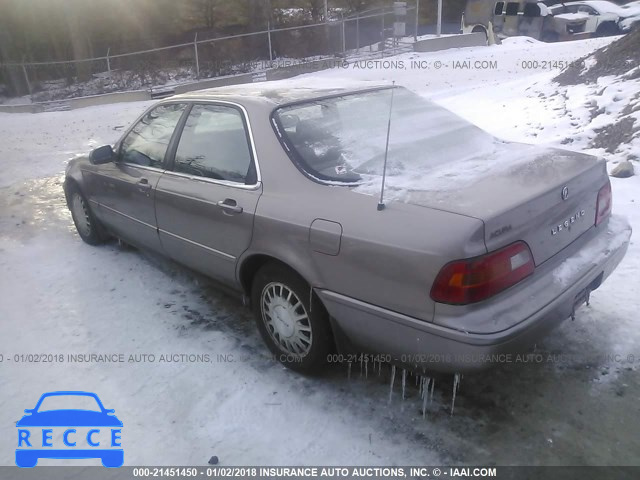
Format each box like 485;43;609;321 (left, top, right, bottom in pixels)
238;253;311;298
241;252;343;357
596;21;619;36
63;160;88;206
471;24;488;35
63;176;83;206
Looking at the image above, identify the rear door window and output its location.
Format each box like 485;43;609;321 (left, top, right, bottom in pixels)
172;104;255;184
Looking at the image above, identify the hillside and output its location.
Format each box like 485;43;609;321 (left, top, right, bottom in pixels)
554;29;640;175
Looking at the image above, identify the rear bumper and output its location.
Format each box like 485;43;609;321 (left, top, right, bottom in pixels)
317;215;631;373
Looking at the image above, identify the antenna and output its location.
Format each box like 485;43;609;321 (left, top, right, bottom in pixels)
377;81;396;211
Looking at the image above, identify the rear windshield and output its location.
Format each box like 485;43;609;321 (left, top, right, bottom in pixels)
273;87;496;186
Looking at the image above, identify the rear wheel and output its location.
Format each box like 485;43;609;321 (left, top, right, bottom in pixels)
251;262;332;373
68;186;107;245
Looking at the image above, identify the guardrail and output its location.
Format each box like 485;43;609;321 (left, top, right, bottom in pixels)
413;33;487;52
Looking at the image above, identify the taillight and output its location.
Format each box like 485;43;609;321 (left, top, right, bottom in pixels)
595;181;612;226
430;242;535;305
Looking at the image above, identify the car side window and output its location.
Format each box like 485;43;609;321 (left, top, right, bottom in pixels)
173;104;255;184
577;6;596;15
505;2;519;15
119;103;186;168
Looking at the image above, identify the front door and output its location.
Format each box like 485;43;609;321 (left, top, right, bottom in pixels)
155;103;262;285
574;5;599;32
91;103;187;250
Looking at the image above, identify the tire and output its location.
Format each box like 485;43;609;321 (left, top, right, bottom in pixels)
251;262;333;373
596;22;619;37
68;185;108;245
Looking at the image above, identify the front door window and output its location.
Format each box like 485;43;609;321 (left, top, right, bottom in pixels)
119;104;187;168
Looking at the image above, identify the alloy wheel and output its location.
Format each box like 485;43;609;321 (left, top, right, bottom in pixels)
71;193;92;238
261;282;313;356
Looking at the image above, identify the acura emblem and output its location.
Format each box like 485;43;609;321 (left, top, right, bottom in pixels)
561;186;569;201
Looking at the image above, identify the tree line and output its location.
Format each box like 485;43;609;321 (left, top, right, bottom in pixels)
0;0;466;62
0;0;466;96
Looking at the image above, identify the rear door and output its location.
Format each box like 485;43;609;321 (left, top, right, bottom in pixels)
91;103;187;251
155;102;262;285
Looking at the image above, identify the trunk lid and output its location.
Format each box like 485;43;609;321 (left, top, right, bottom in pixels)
401;143;607;265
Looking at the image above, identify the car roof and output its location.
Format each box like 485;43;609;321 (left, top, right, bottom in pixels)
170;81;392;108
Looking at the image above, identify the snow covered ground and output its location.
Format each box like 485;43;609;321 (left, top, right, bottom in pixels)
1;36;639;468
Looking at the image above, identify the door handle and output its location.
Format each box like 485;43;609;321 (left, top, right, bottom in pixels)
216;199;243;214
137;178;152;194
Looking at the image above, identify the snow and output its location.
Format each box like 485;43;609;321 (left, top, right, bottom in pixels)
555;13;590;21
553;215;632;287
620;12;640;30
574;1;628;15
1;34;639;467
351;142;560;203
0;101;153;188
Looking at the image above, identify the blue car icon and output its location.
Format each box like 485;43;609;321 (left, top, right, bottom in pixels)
16;391;123;468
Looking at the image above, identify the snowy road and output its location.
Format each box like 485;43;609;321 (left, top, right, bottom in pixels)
1;36;639;467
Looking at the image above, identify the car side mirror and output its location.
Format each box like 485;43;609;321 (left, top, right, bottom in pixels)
104;409;115;414
24;409;34;414
89;145;115;165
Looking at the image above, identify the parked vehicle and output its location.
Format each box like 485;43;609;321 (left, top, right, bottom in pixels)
64;84;631;374
462;0;600;41
547;1;624;36
619;0;640;30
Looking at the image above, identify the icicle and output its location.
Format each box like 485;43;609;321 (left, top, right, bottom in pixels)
430;379;435;404
451;373;461;416
347;361;352;380
422;377;430;418
401;369;406;400
378;359;382;376
388;365;396;403
365;357;369;379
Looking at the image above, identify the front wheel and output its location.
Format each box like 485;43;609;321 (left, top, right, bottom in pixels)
251;263;333;373
596;22;619;37
68;187;108;245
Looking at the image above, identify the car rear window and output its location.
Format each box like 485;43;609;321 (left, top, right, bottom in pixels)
272;87;495;185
